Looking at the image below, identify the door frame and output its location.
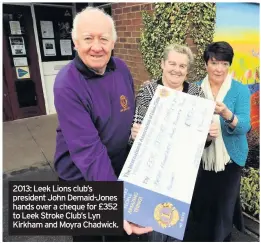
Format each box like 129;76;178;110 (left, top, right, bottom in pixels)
3;68;14;121
3;3;76;115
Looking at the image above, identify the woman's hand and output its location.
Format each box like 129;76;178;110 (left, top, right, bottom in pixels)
124;220;153;235
215;102;238;128
207;122;219;141
131;123;141;140
215;102;230;120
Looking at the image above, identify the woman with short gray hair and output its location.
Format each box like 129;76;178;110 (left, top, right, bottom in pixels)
162;44;194;70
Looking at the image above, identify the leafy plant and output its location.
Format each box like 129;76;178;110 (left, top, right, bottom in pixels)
240;167;260;217
140;2;216;82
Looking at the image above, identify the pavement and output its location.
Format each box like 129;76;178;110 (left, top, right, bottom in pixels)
2;114;259;242
3;114;58;172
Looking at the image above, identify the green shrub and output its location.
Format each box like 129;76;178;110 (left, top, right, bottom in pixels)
240;167;260;217
140;2;216;82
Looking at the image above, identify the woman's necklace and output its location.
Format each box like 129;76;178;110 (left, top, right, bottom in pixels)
212;91;218;98
211;87;220;100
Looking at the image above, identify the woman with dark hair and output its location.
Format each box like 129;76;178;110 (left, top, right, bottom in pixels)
190;41;251;241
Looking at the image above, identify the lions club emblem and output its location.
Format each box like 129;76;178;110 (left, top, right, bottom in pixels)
120;95;130;112
159;88;169;97
154;202;180;228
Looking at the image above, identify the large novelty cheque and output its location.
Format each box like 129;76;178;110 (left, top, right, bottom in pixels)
119;85;215;240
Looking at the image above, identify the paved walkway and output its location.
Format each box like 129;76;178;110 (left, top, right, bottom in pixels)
2;115;259;242
3;114;57;172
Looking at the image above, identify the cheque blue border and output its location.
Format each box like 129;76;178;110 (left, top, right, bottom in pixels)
121;181;190;240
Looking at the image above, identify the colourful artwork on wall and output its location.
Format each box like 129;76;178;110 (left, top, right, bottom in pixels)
214;2;259;164
214;3;259;85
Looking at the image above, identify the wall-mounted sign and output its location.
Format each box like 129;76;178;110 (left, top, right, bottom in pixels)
40;21;54;38
9;36;26;55
43;39;56;56
13;57;28;67
9;21;22;35
16;66;30;79
60;39;72;56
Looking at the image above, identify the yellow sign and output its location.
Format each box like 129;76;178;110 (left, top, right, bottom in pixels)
16;66;30;79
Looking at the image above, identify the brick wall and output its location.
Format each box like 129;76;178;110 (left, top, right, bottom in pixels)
111;3;197;91
111;3;153;92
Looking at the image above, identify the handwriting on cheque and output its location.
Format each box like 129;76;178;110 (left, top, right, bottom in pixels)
123;87;212;197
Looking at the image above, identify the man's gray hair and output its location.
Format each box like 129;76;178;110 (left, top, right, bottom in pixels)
71;6;117;42
163;43;194;70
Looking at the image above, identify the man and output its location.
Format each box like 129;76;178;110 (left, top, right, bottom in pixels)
53;7;152;242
